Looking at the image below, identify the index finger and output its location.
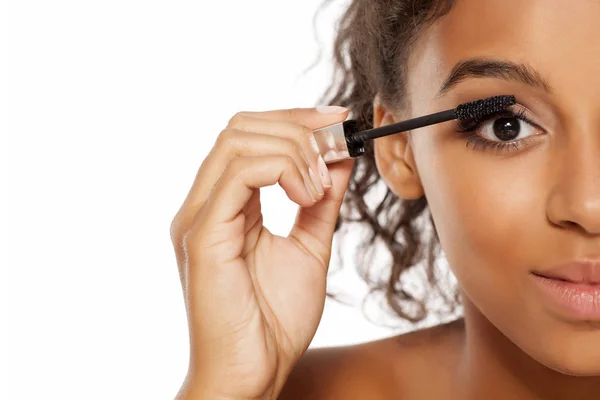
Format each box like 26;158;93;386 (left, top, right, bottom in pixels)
239;106;349;131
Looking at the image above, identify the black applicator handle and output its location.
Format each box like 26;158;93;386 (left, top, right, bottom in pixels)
351;109;456;143
345;108;457;157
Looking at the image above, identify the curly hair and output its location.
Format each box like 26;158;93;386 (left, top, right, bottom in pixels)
307;0;462;327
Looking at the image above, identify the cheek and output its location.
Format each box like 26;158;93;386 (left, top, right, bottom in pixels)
414;139;600;374
412;135;547;302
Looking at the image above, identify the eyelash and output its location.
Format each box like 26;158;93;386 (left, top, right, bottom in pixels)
455;108;544;154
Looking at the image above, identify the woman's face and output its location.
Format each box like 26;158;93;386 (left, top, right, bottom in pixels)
377;0;600;375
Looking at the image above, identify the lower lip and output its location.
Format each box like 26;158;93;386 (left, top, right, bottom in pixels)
530;273;600;320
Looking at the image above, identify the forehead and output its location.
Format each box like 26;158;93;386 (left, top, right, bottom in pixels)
407;0;600;105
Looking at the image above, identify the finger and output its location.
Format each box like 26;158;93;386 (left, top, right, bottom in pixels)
228;111;345;189
236;108;356;264
201;129;323;204
237;106;349;130
225;106;348;192
196;155;316;231
171;106;349;251
174;129;323;229
288;157;356;268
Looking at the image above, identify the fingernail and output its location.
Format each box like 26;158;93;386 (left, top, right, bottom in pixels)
308;166;324;197
317;155;332;188
316;105;348;114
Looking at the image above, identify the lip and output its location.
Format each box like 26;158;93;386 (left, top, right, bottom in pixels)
533;260;600;284
530;260;600;320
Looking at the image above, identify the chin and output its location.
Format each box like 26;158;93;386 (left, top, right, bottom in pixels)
526;335;600;377
545;361;600;377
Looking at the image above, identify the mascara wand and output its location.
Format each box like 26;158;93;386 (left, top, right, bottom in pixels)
312;95;516;164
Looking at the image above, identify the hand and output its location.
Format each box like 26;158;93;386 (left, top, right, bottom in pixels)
170;106;354;399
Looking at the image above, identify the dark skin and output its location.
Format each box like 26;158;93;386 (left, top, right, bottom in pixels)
280;0;600;398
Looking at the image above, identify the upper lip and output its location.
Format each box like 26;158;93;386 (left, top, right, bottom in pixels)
533;260;600;284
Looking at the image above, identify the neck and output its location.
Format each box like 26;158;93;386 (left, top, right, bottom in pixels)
458;295;600;399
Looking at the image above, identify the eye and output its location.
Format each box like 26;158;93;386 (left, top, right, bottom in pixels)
455;106;547;154
477;113;541;142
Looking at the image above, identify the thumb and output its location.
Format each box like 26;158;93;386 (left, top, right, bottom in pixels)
288;157;355;267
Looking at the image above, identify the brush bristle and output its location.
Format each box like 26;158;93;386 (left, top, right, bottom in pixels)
455;95;516;121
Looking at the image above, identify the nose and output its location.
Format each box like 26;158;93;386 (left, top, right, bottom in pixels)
546;135;600;235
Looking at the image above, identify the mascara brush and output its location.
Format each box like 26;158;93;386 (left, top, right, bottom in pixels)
312;95;516;164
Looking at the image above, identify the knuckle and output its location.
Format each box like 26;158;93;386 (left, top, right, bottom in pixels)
226;112;247;128
214;128;238;153
170;213;189;249
216;128;235;145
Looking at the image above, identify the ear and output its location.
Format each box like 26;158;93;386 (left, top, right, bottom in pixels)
372;94;424;199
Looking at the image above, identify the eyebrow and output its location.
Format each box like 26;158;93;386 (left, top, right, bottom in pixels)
436;58;553;97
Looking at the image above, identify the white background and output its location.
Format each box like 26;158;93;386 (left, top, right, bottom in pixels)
5;1;432;399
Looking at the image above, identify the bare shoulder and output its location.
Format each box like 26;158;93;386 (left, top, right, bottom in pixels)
277;318;464;399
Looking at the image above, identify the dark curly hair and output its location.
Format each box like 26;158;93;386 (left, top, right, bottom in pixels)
306;0;462;327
